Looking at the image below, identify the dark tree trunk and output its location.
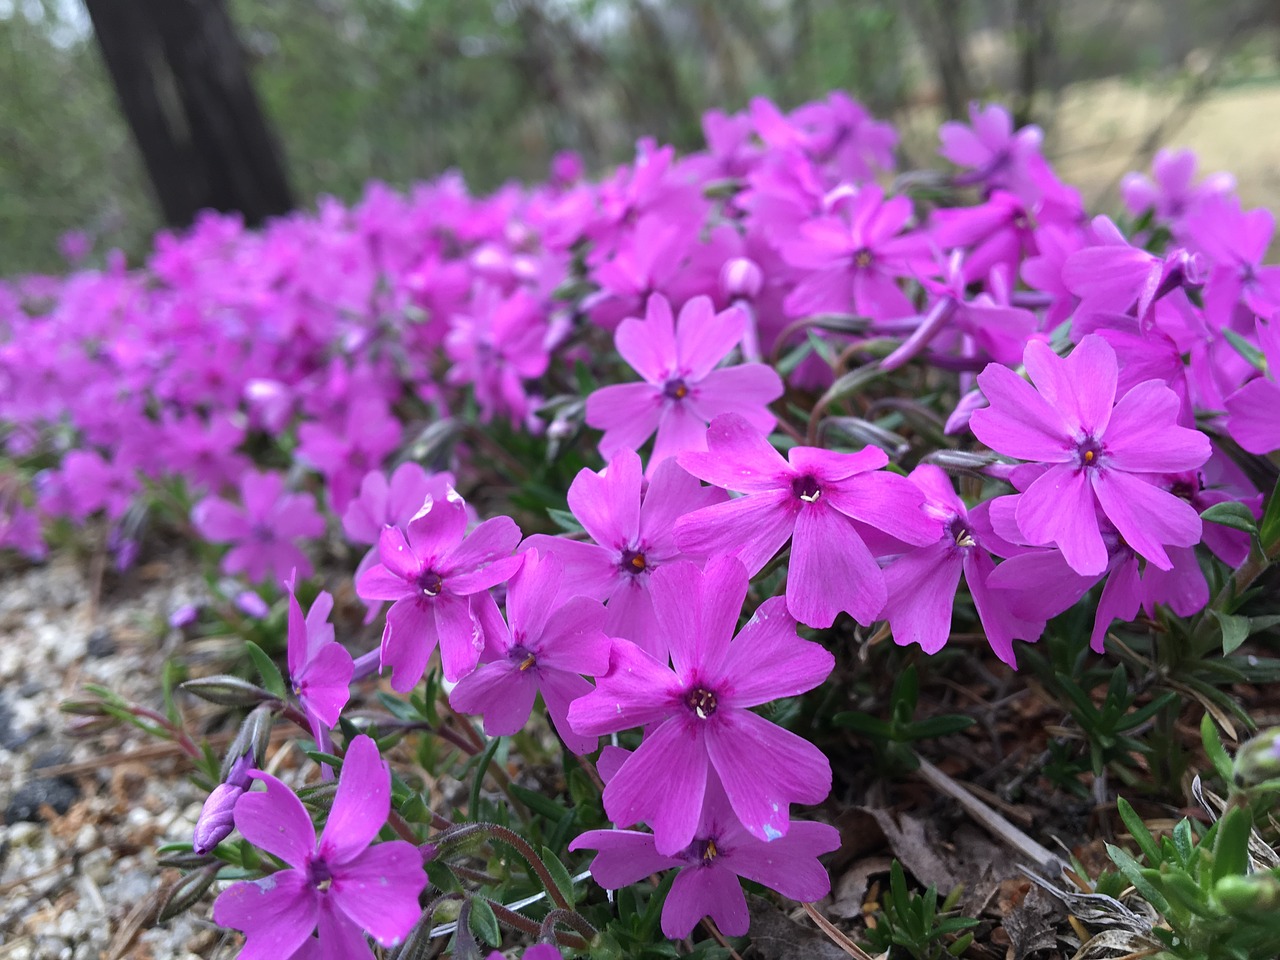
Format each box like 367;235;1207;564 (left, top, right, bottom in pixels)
84;0;293;230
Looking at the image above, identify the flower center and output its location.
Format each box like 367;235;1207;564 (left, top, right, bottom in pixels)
512;645;537;671
948;517;975;548
308;858;333;892
699;837;718;862
418;570;443;597
686;687;718;720
853;248;873;269
620;548;647;575
1077;437;1104;469
663;378;690;400
791;474;822;503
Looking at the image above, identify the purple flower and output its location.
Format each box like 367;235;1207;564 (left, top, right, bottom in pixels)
674;414;936;628
355;490;522;688
779;184;932;321
445;285;551;425
571;768;839;939
1225;318;1280;455
449;550;612;754
212;735;427;960
192;471;326;584
287;580;353;733
969;335;1210;576
297;398;402;515
585;294;783;470
881;466;1045;667
1121;149;1235;224
939;103;1044;198
522;450;725;660
567;557;833;853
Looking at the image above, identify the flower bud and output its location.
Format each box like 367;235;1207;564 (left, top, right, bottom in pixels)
181;675;274;707
719;257;763;302
192;781;244;855
1215;872;1280;915
1232;727;1280;789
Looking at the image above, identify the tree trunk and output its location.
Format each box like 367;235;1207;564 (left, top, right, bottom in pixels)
83;0;293;230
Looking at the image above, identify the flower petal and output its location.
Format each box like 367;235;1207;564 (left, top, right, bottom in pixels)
1105;380;1212;472
677;413;790;492
603;717;708;855
788;502;885;627
662;865;749;939
970;363;1074;462
213;872;317;960
1024;335;1116;435
330;841;428;947
569;829;680;888
716;596;832;708
1015;465;1108;576
448;661;537;736
674;491;795;575
727;820;842;902
706;710;831;844
319;735;390;864
568;639;681;736
235;772;316;868
1091;469;1202;571
567;450;642;550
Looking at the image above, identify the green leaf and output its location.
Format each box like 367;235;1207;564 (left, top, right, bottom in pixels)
815;361;885;410
1200;501;1259;535
244;640;286;699
1223;328;1267;372
546;507;584;535
903;715;976;741
508;782;570;823
1200;713;1235;783
1212;609;1252;655
831;712;894;739
469;736;503;821
541;845;578;906
1105;843;1172;915
1171;818;1195;866
468;897;501;946
1117;797;1162;865
1212;807;1253;884
1261;475;1280;551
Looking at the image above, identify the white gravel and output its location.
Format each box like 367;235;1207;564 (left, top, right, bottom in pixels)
0;551;232;960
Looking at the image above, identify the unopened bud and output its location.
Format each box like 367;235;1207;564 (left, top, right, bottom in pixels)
1215;873;1280;915
223;705;274;779
159;864;220;921
180;675;274;707
1232;727;1280;789
720;257;764;302
192;782;243;855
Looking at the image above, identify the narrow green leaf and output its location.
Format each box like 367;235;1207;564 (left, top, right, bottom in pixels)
469;737;503;821
469;897;501;946
1211;807;1252;884
1200;713;1235;783
546;507;584;535
831;712;894;739
244;640;286;699
541;845;578;906
1260;475;1280;551
1105;843;1172;915
1212;609;1252;655
1116;797;1162;864
1200;501;1259;535
508;782;569;823
1171;818;1194;866
903;715;976;741
1223;328;1267;372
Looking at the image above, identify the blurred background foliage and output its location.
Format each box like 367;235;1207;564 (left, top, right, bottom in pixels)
1;0;1278;275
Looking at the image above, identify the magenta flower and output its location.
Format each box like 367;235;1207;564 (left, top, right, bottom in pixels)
567;557;833;853
449;550;612;754
584;294;783;470
192;471;326;584
522;450;725;660
571;769;839;938
213;735;427;960
1224;319;1280;454
297;398;402;514
779;184;932;321
939;103;1044;198
881;466;1045;667
444;285;550;425
674;414;936;628
286;580;353;734
1121;148;1235;224
355;490;522;688
970;335;1210;576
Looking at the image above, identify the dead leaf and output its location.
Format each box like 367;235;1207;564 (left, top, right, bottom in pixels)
1003;885;1065;960
830;854;893;919
745;895;855;960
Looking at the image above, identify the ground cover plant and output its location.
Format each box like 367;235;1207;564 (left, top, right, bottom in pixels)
3;93;1280;958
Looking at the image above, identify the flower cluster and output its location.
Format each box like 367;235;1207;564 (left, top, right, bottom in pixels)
5;88;1280;956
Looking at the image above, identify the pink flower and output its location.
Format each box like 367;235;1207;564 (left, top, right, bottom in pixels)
585;294;783;471
571;767;839;939
448;552;611;757
1224;318;1280;454
567;557;833;853
674;414;936;628
213;735;427;960
881;466;1045;667
970;335;1210;576
286;580;353;734
1121;149;1235;224
355;490;522;688
449;550;612;754
522;450;724;660
192;471;326;584
297;398;402;515
779;184;932;320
